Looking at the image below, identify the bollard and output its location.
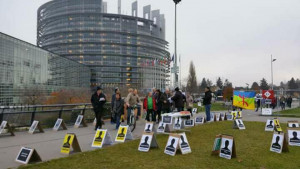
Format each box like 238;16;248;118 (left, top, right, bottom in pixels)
30;107;37;125
58;106;64;118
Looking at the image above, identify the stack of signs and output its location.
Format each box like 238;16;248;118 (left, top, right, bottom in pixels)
28;121;44;134
157;121;171;133
195;116;205;125
233;119;246;130
274;119;283;132
53;118;67;131
164;134;181;156
184;119;194;127
178;133;192;154
92;129;113;148
15;147;42;164
226;113;233;121
0;121;14;136
287;121;299;128
211;135;236;160
192;108;197;115
138;132;158;152
61;133;82;154
265;119;275;131
115;125;133;142
270;132;289;153
215;113;221;121
74;115;87;128
287;128;300;146
231;111;238;120
262;108;272;116
173;117;183;130
144;122;155;133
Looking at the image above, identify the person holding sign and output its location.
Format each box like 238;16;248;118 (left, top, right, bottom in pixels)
91;86;106;130
171;87;185;112
143;92;157;122
112;92;124;129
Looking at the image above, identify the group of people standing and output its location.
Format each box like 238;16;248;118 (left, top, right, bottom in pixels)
91;86;213;130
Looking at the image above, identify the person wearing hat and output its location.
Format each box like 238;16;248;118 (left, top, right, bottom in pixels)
171;87;185;112
111;87;120;124
91;87;106;130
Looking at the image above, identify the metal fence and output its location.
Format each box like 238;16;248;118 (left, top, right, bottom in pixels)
0;103;112;129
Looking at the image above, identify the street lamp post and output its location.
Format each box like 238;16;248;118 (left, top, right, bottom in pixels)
271;55;277;90
173;0;181;88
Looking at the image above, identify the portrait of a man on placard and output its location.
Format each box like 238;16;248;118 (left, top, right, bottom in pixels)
166;138;176;152
140;136;150;148
158;122;164;130
272;136;281;150
180;135;188;148
288;130;300;146
219;138;233;159
270;134;284;153
63;135;72;148
117;128;125;138
174;117;181;128
145;124;152;132
221;140;231;155
267;120;274;128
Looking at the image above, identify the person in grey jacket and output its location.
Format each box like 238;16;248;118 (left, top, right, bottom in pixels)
112;92;124;129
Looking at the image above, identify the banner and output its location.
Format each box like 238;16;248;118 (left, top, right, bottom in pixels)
233;91;255;110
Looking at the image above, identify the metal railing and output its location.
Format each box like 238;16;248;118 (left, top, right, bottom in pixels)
0;103;112;129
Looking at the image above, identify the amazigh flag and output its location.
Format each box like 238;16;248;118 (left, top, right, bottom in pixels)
233;91;256;110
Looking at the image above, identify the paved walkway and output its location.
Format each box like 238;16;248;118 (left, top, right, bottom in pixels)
1;107;300;169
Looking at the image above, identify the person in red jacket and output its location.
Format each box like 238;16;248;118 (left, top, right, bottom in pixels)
143;92;157;122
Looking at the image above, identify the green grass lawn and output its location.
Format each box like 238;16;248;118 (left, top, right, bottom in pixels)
194;102;228;112
277;107;300;117
19;121;300;169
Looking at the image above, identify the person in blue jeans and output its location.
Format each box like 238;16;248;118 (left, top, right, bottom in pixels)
203;87;212;121
112;92;124;129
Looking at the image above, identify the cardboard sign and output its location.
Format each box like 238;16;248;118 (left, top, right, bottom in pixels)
15;147;42;164
212;135;222;155
164;134;180;156
231;111;238;120
262;108;272;115
61;133;82;154
226;113;233;121
287;121;299;128
195;116;205;124
144;122;155;133
115;125;133;142
162;115;173;124
179;133;192;154
93;118;97;126
28;121;44;134
274;119;282;132
192;108;197;115
92;129;113;148
74;115;87;128
173;117;183;130
219;135;236;159
233;119;246;130
138;132;158;152
237;111;242;118
0;121;15;136
215;113;220;121
265;119;275;131
270;132;289;153
184;119;194;127
288;129;300;146
53;118;67;131
157;122;171;133
220;113;225;121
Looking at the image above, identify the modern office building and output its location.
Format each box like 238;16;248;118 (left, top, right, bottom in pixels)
0;32;90;104
37;0;170;90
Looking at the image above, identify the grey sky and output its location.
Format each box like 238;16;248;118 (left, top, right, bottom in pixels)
1;0;299;87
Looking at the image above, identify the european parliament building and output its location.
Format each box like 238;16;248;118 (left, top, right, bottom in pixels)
0;33;90;104
37;0;170;90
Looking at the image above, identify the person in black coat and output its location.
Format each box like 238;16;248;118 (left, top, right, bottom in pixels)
203;87;212;121
171;87;184;112
91;87;106;130
112;92;124;129
111;87;119;124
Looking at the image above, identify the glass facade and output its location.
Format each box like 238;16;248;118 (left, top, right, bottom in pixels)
0;33;90;104
37;0;170;90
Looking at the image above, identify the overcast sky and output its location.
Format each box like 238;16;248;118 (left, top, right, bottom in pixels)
1;0;299;87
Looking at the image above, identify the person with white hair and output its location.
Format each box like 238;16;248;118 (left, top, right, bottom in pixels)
160;87;172;114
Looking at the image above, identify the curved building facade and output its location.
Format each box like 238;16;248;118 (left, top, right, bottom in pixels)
37;0;170;90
